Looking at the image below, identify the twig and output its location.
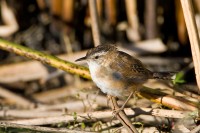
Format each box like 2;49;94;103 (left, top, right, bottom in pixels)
0;39;90;79
180;0;200;91
0;86;34;108
0;122;93;133
109;95;138;133
89;0;101;46
1;107;191;119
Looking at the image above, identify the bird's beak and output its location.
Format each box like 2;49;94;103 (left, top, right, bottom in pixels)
75;56;87;62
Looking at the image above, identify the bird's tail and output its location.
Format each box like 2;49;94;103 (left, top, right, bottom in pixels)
152;72;176;80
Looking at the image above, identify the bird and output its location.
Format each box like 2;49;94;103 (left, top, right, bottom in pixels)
76;44;175;108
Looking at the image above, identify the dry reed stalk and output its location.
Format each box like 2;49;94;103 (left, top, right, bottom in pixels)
0;122;91;133
2;107;188;119
7;107;191;126
144;0;157;39
0;86;34;108
51;0;62;16
0;0;18;37
105;0;117;26
125;0;140;41
36;0;46;10
88;0;101;46
180;0;200;91
62;0;74;22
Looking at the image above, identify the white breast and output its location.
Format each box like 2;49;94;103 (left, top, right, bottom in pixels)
88;61;104;88
88;61;122;97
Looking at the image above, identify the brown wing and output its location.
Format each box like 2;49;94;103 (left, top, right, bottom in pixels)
109;51;153;84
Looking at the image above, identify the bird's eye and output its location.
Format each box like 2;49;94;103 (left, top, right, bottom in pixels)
94;56;99;59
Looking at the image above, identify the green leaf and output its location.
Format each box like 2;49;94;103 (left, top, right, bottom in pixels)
173;71;186;84
81;122;86;129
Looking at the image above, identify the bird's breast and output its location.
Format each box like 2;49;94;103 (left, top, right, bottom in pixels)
88;61;129;97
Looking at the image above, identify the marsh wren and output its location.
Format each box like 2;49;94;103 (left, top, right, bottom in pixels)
76;44;174;99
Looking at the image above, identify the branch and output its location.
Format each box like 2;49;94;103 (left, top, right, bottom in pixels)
0;39;90;79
